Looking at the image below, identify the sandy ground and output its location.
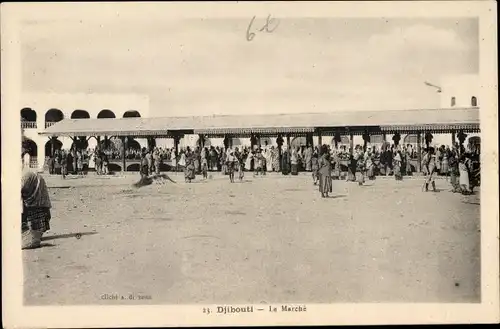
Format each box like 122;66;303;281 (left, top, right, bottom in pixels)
23;172;481;305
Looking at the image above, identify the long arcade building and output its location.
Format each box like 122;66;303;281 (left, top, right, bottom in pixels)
40;107;480;173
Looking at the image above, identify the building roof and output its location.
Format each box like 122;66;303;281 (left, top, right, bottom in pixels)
40;107;480;137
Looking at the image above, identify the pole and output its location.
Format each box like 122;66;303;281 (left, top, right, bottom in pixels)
416;131;422;173
318;131;322;146
121;136;127;172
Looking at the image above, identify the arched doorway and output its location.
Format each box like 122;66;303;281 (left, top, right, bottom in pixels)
71;109;90;119
123;110;141;118
45;108;64;128
97;109;116;119
403;134;419;145
44;139;63;157
22;138;38;156
291;136;307;149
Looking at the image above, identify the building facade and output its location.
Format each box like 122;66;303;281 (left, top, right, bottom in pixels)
20;92;150;171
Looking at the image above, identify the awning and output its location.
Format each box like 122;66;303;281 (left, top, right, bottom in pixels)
40;107;480;137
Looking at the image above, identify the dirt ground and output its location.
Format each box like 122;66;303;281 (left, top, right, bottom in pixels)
23;172;481;305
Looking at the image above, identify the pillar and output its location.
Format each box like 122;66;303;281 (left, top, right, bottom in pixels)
317;131;322;146
306;132;313;148
121;136;127;172
382;133;387;142
451;131;456;147
349;132;354;155
50;137;56;156
286;134;291;148
416;131;422;173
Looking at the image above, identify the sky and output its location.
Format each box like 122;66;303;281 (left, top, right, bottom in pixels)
20;17;479;117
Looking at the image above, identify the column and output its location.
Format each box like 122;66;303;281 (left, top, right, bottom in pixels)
349;132;354;155
306;132;313;148
416;131;422;173
317;131;322;146
121;136;127;172
286;134;291;148
382;133;387;142
451;131;456;147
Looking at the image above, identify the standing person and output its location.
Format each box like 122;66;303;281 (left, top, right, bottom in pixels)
355;148;365;186
153;148;162;175
201;147;208;179
272;146;280;172
178;150;186;172
253;151;262;177
290;147;299;176
311;151;319;185
184;154;196;183
23;151;31;169
435;146;442;175
331;150;341;180
77;150;84;176
441;146;449;176
61;150;68;179
245;151;253;172
365;150;375;180
393;150;403;181
458;154;472;194
347;154;356;182
48;153;55;175
448;149;460;193
318;145;333;198
102;151;109;175
226;149;236;183
281;147;291;175
304;145;313;172
146;150;153;176
140;151;149;179
94;150;102;175
421;148;429;176
21;170;52;249
423;147;438;192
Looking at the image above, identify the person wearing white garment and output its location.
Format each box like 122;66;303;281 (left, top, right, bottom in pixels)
23;151;31;169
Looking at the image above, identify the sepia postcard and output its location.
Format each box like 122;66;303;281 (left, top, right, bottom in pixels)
2;1;499;327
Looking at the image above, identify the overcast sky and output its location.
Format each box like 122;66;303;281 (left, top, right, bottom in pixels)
21;17;478;117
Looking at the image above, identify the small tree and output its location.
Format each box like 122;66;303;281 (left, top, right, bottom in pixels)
392;132;401;147
424;132;433;149
334;132;342;149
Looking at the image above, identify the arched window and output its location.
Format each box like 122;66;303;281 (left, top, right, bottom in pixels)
123;110;141;118
451;97;456;107
22;138;38;157
97;109;116;119
21;108;37;122
471;96;477;107
45;108;64;128
71;109;91;119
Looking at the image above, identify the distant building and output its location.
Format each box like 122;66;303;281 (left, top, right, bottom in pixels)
20;92;150;171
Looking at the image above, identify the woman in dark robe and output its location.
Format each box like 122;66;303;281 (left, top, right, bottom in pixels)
318;146;333;198
184;154;196;183
21;170;52;249
281;147;291;175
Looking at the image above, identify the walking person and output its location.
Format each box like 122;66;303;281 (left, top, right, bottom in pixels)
423;147;438;192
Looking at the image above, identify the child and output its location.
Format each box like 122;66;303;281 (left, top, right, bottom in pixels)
311;152;319;185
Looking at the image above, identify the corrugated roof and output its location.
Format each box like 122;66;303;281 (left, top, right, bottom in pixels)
40;107;480;137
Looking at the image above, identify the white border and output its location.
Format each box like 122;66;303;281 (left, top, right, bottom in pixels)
2;1;498;327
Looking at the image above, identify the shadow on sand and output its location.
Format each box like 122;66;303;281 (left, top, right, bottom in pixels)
41;232;98;241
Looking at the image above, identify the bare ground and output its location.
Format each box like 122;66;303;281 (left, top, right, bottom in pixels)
23;172;481;305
